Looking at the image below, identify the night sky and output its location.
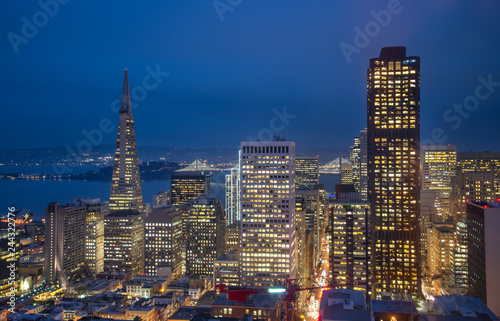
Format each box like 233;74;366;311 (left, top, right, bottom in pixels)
1;1;499;152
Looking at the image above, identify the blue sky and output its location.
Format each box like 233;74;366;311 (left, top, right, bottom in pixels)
1;1;499;152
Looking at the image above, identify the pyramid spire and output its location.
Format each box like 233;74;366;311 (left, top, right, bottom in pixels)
120;69;133;113
110;69;144;213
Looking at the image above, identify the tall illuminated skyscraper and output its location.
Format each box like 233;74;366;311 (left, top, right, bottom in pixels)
421;145;457;219
103;210;145;275
367;47;421;296
44;202;86;285
225;167;240;225
79;198;109;277
145;206;182;276
240;139;297;287
295;155;319;187
171;174;210;205
185;197;225;275
109;70;144;213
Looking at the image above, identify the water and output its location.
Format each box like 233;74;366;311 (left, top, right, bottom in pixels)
0;171;338;220
0;179;171;220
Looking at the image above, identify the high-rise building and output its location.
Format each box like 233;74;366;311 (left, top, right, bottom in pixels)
225;222;240;253
351;137;361;193
78;198;109;277
359;129;368;201
467;201;500;316
145;206;182;276
340;161;353;185
458;152;500;198
451;219;467;288
295;155;319;187
330;190;371;294
454;171;495;221
240;140;297;287
421;145;457;218
185;196;225;275
225;167;240;225
171;174;210;205
427;224;454;294
44;202;86;285
103;210;145;275
152;190;171;208
109;70;144;213
296;184;326;266
367;46;421;296
419;190;441;274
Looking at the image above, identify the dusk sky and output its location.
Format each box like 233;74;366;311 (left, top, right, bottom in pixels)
1;1;499;152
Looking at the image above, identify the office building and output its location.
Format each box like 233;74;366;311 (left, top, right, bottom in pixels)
295;155;319;187
458;152;500;198
103;210;145;275
109;70;144;213
145;206;182;276
330;189;370;293
359;129;368;201
454;171;495;221
152;190;171;208
427;224;454;294
225;167;240;225
171;174;210;205
367;46;421;296
421;145;457;218
78;198;109;277
240;140;297;287
213;250;240;287
451;219;468;288
351;137;361;193
185;196;225;275
467;201;500;315
296;184;326;266
44;202;86;285
225;222;240;253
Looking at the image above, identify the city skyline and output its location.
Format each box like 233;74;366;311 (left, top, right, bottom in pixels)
1;2;500;152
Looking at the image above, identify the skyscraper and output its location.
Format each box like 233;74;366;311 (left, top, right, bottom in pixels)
185;196;225;275
145;206;182;276
421;145;457;219
457;152;500;198
359;129;368;201
330;190;371;294
240;140;297;287
295;155;319;187
44;202;86;285
103;210;145;275
171;174;210;205
467;201;500;316
109;70;144;213
225;167;241;225
80;198;109;277
367;47;421;296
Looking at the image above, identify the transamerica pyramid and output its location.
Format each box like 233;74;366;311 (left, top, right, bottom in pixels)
109;70;144;213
